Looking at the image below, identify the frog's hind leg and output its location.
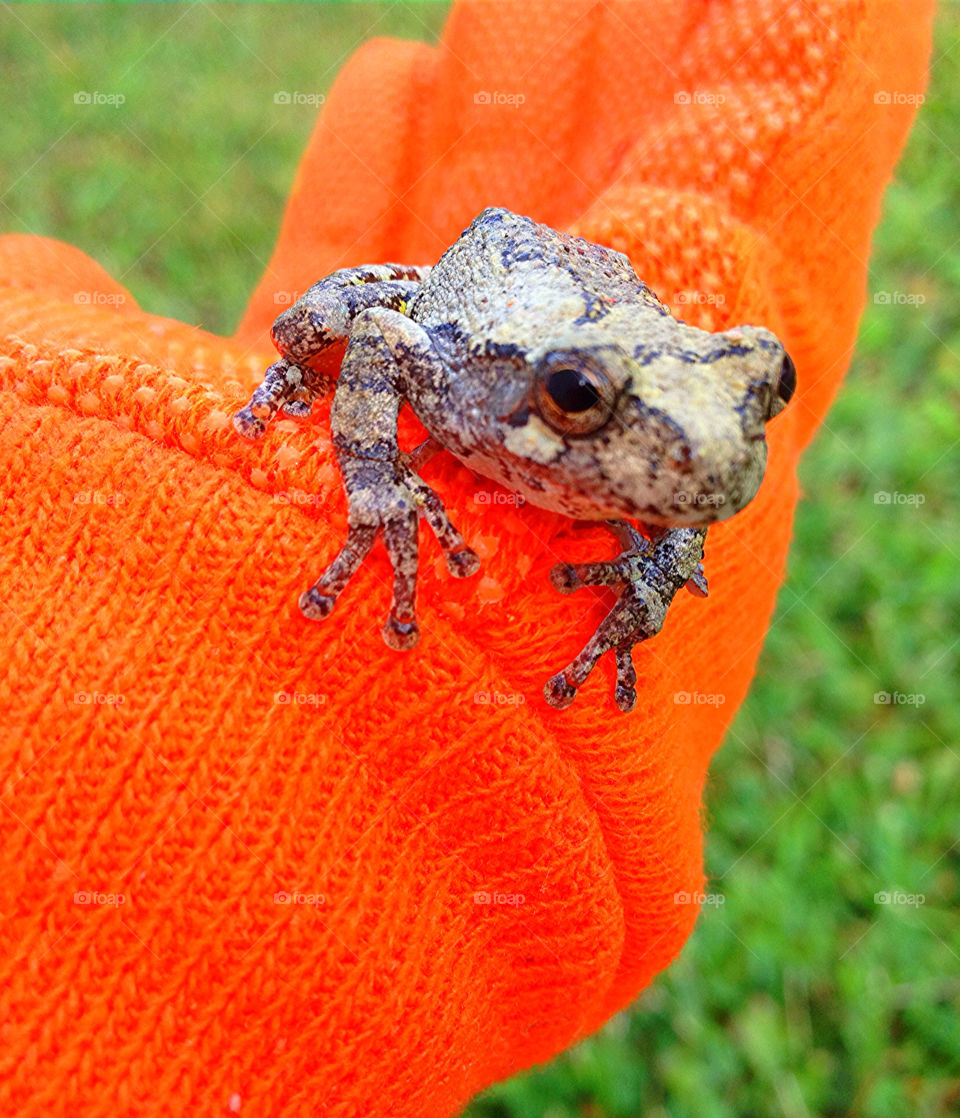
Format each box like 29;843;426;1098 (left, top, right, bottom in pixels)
233;263;430;439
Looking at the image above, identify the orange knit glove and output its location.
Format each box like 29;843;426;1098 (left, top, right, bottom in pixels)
0;3;933;1116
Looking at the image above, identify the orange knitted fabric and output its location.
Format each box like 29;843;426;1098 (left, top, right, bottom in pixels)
0;3;933;1116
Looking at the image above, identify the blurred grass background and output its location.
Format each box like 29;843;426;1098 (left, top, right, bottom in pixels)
2;3;958;1116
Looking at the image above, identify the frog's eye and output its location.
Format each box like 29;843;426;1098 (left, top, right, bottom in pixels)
777;353;796;405
535;353;615;436
766;352;797;419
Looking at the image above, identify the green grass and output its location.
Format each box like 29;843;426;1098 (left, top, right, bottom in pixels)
3;4;958;1116
0;2;448;333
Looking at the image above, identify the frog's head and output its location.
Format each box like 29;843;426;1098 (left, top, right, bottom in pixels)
487;323;795;525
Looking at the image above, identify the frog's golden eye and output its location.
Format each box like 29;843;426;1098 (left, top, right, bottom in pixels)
534;352;615;436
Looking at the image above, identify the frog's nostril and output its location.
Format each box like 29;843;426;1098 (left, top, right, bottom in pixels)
777;353;797;406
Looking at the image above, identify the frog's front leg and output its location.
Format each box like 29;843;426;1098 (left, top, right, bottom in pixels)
543;522;709;713
298;307;479;650
233;264;429;439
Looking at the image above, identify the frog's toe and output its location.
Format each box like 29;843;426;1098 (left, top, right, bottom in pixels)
445;547;480;578
282;397;313;418
685;563;709;598
549;563;582;593
550;559;622;594
409;477;480;581
282;373;328;418
233;408;266;440
383;613;420;650
299;523;377;622
543;671;578;710
614;646;637;713
614;682;636;713
299;587;337;620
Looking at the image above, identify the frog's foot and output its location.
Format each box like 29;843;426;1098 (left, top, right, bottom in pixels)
233;358;332;439
281;371;330;420
543;521;708;713
298;458;479;650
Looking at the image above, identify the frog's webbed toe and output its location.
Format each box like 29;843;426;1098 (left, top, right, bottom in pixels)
406;470;481;580
543;521;708;713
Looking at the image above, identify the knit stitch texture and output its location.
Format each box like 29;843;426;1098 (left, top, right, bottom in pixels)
0;2;934;1115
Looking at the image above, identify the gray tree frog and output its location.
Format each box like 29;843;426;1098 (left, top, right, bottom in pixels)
234;208;795;712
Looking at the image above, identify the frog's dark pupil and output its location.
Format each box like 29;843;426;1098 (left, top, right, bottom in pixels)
778;353;797;403
546;368;599;412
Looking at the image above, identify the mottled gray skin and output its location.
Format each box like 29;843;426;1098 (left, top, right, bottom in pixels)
234;207;795;712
